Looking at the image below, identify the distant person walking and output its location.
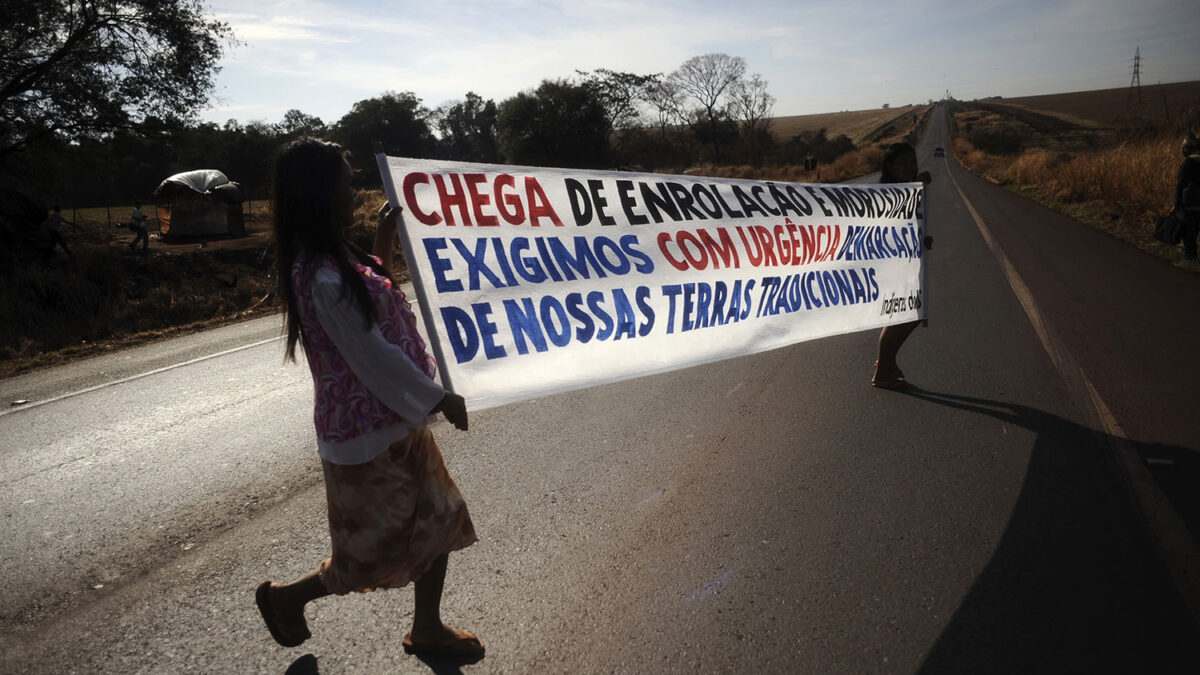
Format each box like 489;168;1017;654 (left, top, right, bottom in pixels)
40;205;73;260
44;204;74;234
873;142;932;389
255;138;483;658
128;201;149;251
1175;133;1200;261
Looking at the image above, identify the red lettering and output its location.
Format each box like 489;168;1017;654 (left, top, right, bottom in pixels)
403;173;440;225
524;178;563;227
657;232;689;271
433;174;472;226
798;224;815;265
773;225;792;265
678;231;709;269
463;174;498;227
495;174;524;224
754;226;778;267
737;226;764;266
785;220;800;266
697;227;740;269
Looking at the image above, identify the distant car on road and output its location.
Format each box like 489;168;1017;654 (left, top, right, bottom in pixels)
933;147;945;158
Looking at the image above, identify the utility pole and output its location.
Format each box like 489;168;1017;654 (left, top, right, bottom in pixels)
1127;46;1142;109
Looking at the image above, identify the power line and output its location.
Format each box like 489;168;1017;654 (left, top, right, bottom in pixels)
1127;46;1142;109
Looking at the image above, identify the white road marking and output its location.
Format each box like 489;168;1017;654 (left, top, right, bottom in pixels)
946;164;1200;625
0;336;282;417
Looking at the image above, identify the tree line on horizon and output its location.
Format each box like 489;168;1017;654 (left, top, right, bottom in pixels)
6;61;860;210
0;2;866;211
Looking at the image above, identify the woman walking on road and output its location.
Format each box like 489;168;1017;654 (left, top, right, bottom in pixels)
873;142;932;389
256;138;483;657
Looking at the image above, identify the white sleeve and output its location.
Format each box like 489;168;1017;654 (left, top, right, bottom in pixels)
310;268;444;422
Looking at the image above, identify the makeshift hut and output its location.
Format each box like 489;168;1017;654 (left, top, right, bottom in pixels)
153;170;244;237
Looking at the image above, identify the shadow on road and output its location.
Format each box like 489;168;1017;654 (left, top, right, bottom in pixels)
407;650;485;674
285;653;318;674
283;649;483;674
895;387;1200;672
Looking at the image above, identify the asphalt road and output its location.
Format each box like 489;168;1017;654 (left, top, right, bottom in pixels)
2;107;1198;673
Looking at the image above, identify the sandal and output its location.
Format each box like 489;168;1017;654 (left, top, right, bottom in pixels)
871;374;908;390
256;580;311;648
872;361;907;389
403;629;485;658
873;360;905;381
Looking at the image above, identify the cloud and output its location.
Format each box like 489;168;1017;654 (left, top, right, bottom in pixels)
201;0;1199;124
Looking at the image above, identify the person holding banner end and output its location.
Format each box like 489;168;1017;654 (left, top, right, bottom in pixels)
873;142;932;389
256;138;483;658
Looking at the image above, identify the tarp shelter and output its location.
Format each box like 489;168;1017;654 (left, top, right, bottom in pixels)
153;169;244;237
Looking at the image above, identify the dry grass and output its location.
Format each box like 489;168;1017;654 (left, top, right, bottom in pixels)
680;106;919;183
771;105;924;144
662;145;884;184
0;190;407;377
999;81;1200;128
0;245;278;376
952;107;1194;267
65;200;273;233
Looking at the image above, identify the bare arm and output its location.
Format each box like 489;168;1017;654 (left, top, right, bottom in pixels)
372;203;400;270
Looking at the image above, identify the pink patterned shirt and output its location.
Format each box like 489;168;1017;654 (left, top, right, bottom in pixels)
292;252;443;465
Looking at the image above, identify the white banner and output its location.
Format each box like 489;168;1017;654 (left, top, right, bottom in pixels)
378;156;927;409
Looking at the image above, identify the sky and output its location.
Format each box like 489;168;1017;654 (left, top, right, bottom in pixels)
199;0;1200;127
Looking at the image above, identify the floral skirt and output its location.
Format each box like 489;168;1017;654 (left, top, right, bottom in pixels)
318;427;477;594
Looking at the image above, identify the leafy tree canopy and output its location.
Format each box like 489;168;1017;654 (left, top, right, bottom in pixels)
332;91;436;183
575;68;660;132
275;109;326;141
0;0;233;165
433;92;498;163
497;79;611;169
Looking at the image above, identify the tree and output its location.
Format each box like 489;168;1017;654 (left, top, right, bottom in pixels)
647;80;686;139
331;92;436;183
665;53;747;161
221;120;279;200
433;92;499;163
0;0;232;165
275;109;327;142
729;74;776;165
576;68;660;164
497;79;611;169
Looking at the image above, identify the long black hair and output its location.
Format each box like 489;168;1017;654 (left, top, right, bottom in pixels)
880;142;917;183
272;138;381;361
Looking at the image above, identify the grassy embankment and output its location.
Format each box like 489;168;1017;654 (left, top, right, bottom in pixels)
682;104;929;183
0;194;392;377
948;90;1200;271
